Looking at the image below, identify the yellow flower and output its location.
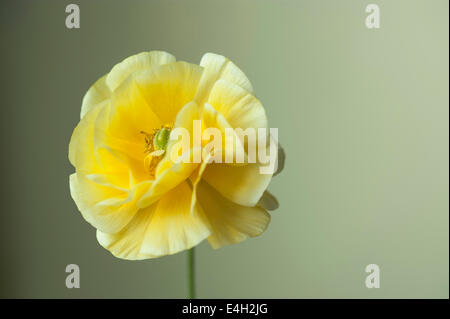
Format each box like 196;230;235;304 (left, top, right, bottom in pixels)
69;51;283;260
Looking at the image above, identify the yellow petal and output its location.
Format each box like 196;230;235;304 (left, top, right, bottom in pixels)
108;76;162;143
98;182;210;260
257;190;279;211
92;103;147;188
93;144;146;189
96;204;157;260
201;103;248;165
208;79;267;130
137;101;202;208
106;51;176;92
80;74;110;119
201;161;272;207
195;53;253;103
89;78;169;186
70;173;151;234
69;101;107;172
80;51;175;120
137;152;199;209
134;61;203;124
140;181;210;257
102;78;162;185
71;99;145;199
195;181;270;249
191;103;270;208
156;100;202;176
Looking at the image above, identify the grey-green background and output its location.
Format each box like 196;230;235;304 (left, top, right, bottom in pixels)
0;0;448;298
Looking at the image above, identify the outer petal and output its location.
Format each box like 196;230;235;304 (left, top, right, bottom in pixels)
70;173;151;234
69;101;107;172
195;53;253;104
108;76;162;144
195;181;270;249
73;83;153;186
88;103;148;189
201;102;248;165
201;162;272;207
98;182;210;260
207;79;267;130
134;61;203;124
80;74;110;119
106;51;176;92
96;204;157;260
80;51;175;120
99;78;162;185
140;181;211;257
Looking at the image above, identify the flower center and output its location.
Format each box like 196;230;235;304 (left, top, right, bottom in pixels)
153;127;171;151
141;125;172;177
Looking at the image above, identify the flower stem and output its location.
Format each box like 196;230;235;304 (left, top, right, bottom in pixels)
187;247;195;299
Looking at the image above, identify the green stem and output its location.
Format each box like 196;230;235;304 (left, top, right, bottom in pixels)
187;247;195;299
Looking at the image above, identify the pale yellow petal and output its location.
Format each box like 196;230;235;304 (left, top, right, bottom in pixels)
139;182;211;257
134;61;203;124
137;152;199;209
137;101;202;208
108;76;162;143
71;100;146;188
155;100;202;177
201;161;272;207
70;173;151;234
96;204;157;260
85;78;167;186
106;51;176;92
100;78;162;185
188;103;270;209
80;74;110;119
208;79;267;130
93;144;146;189
69;101;107;172
201;103;248;165
195;53;253;103
195;181;270;249
90;103;148;188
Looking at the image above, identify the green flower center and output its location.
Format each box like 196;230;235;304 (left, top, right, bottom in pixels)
153;127;171;151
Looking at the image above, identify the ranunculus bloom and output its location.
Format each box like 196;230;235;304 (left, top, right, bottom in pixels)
69;51;283;260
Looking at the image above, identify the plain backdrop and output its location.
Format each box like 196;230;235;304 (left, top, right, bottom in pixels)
0;0;448;298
